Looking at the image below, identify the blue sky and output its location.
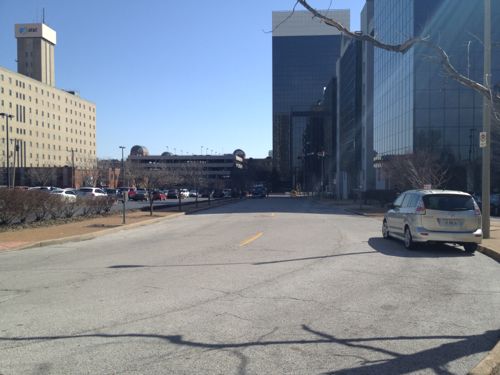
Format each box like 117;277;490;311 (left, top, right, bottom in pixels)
0;0;365;159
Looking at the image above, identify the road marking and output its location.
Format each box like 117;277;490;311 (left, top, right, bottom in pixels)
271;213;275;217
240;232;263;247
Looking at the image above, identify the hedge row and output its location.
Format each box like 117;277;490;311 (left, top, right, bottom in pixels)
0;189;115;226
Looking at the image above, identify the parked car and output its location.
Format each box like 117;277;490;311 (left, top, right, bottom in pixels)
252;186;267;198
130;188;149;201
76;187;107;197
200;189;213;198
28;186;57;192
189;189;199;198
382;189;482;252
222;188;232;198
167;189;179;199
104;188;119;197
179;188;190;198
490;194;500;216
152;190;167;201
117;187;136;200
212;190;224;198
50;188;77;201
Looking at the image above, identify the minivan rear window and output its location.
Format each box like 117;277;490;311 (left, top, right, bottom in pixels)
422;194;474;211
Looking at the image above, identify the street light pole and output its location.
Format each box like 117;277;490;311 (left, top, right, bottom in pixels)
119;146;126;187
71;148;75;187
481;0;491;238
0;113;14;188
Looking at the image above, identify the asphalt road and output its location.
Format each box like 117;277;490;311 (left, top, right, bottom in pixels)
1;197;499;374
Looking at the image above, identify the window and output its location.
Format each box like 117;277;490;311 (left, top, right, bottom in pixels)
393;194;405;207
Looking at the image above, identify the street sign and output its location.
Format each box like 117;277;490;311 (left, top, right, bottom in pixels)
479;132;487;148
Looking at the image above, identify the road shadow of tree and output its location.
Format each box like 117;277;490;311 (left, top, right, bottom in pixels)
1;325;497;374
106;251;376;270
368;237;474;258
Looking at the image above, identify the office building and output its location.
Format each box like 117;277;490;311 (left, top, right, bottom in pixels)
16;23;56;86
373;0;500;191
0;22;96;186
272;9;349;189
360;0;375;193
336;36;362;199
128;148;245;188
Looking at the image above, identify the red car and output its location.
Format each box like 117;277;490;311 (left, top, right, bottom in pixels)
152;190;167;201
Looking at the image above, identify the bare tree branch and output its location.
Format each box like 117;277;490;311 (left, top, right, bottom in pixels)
297;0;422;53
265;0;300;34
296;0;500;108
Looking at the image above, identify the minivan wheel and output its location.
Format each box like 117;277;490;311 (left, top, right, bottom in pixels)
382;220;390;239
463;243;478;253
404;227;415;250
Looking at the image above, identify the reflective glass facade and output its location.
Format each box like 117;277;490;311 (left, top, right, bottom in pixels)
272;34;342;187
373;0;500;191
373;0;414;158
337;38;362;199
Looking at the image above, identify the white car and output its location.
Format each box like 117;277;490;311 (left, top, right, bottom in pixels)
76;187;107;197
28;186;57;192
382;189;482;252
50;188;77;201
179;189;190;198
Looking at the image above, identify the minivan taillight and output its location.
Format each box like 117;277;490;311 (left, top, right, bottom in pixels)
473;200;481;216
415;199;426;215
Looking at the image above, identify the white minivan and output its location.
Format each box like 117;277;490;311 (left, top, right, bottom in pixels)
382;189;482;252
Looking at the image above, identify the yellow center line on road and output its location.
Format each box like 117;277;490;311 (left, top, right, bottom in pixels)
239;232;263;247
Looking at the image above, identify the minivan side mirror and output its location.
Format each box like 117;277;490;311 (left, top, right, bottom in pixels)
387;203;395;210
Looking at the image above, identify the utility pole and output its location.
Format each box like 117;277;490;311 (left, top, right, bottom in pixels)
0;113;14;187
119;146;126;186
482;0;491;238
71;149;75;187
12;139;19;188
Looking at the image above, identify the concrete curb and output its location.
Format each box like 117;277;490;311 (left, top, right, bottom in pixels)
478;244;500;263
469;341;500;375
344;208;384;217
184;198;240;215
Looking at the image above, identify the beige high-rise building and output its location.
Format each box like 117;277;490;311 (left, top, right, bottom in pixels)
16;23;56;87
0;23;96;171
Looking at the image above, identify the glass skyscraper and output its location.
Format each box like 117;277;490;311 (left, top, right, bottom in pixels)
373;0;500;191
272;10;349;189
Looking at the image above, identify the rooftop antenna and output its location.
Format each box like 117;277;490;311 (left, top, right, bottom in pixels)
42;8;46;24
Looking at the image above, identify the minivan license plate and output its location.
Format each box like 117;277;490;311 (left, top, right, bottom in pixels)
440;219;460;226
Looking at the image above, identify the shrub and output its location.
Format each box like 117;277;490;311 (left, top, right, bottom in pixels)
29;190;53;221
46;195;65;220
79;196;95;216
364;189;398;207
0;189;115;228
0;189;21;225
60;200;80;218
100;196;115;213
